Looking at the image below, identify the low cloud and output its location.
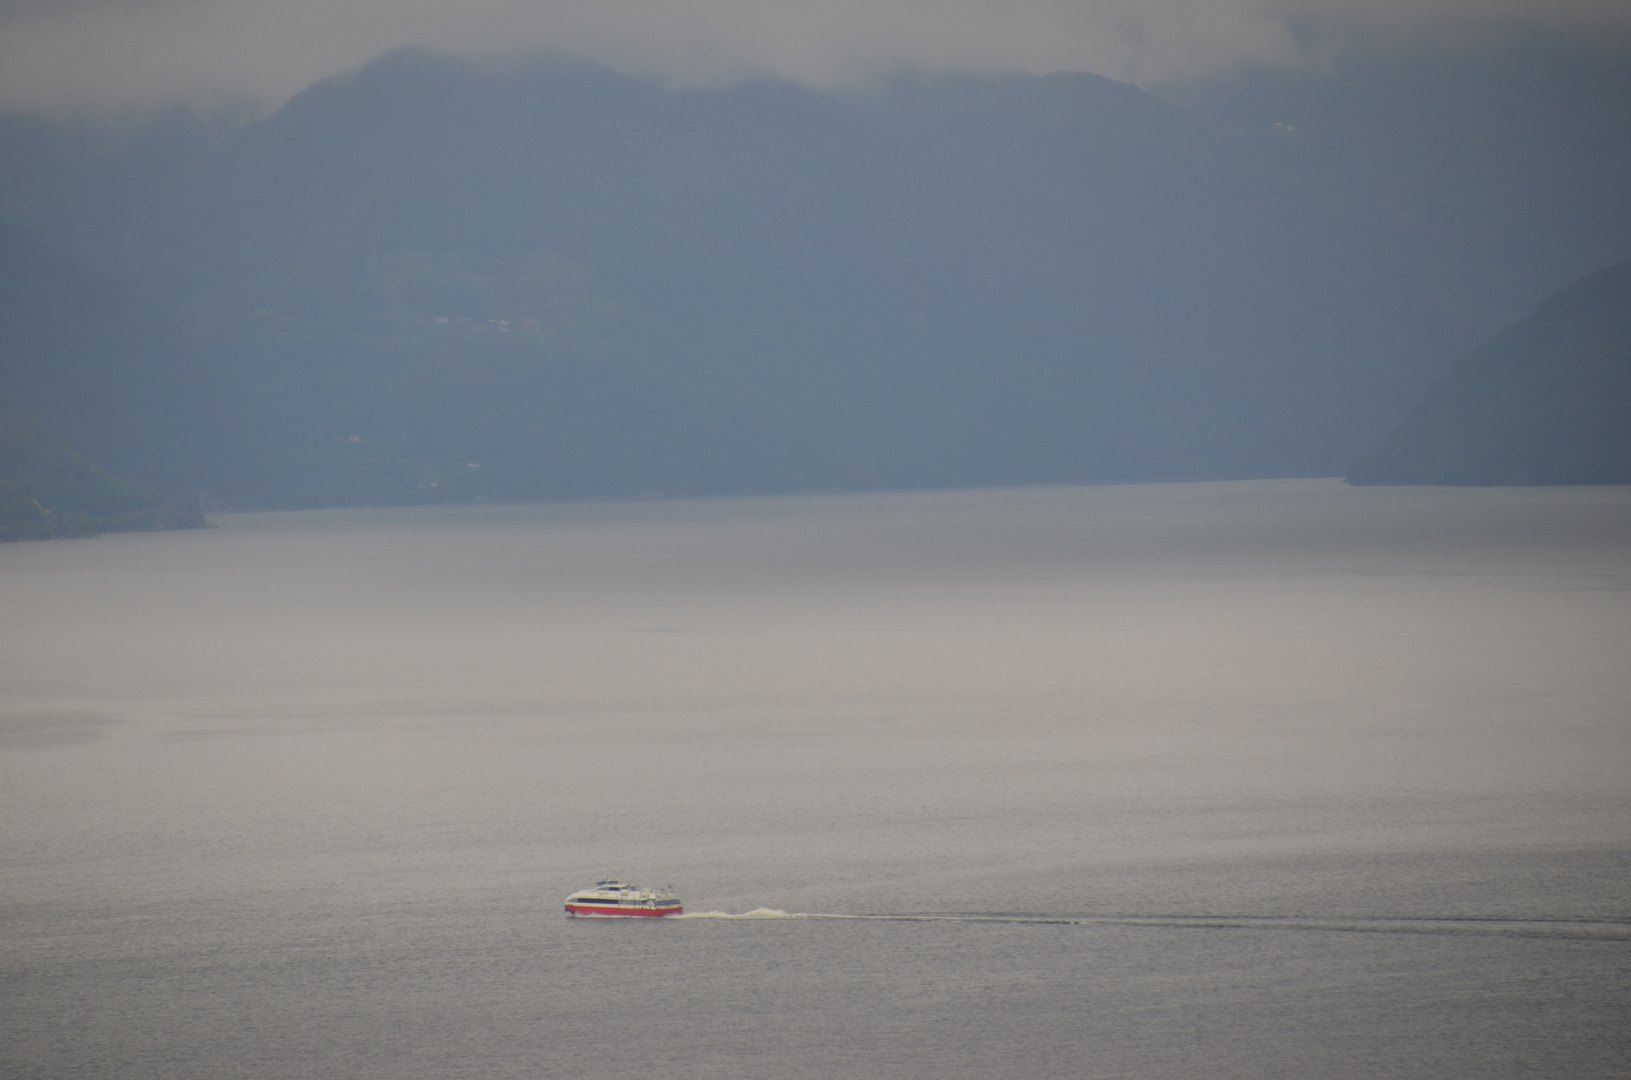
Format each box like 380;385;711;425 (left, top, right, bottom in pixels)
1;0;1626;115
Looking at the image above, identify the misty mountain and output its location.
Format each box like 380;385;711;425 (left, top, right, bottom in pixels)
0;216;215;535
1172;35;1631;328
1348;261;1631;485
0;214;246;492
0;42;1627;505
0;392;206;539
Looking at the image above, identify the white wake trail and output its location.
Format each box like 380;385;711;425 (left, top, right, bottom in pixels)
672;908;808;920
671;910;1078;924
668;911;1631;938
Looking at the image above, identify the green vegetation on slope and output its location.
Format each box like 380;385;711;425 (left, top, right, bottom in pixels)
0;394;206;540
1348;261;1631;485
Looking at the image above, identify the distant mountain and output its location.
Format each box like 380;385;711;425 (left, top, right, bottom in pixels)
0;216;212;535
0;393;205;540
0;214;257;502
0;41;1626;505
1169;34;1631;331
1348;262;1631;485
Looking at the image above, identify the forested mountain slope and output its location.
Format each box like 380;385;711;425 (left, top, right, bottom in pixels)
0;217;211;534
0;215;252;497
1349;262;1631;485
0;393;205;540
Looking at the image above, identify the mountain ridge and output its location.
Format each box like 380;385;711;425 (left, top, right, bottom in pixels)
1348;261;1631;485
0;43;1627;507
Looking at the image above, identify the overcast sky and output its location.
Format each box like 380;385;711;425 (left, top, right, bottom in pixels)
1;0;1628;115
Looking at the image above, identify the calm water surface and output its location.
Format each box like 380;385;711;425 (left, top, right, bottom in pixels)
2;480;1628;1078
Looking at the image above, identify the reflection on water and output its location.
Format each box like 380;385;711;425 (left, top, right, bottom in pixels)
2;480;1628;1079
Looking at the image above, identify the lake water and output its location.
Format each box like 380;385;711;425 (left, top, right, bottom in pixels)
2;479;1628;1079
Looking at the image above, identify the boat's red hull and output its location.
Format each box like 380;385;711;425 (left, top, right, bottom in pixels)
566;903;683;917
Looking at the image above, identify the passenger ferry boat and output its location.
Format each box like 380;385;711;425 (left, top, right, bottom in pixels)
565;880;683;917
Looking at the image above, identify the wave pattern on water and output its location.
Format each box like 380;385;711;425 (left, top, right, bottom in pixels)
673;911;1631;939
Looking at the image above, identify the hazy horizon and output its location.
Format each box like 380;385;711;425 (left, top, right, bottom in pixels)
2;0;1630;116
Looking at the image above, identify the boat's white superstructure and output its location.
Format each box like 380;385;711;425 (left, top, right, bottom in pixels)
565;880;683;917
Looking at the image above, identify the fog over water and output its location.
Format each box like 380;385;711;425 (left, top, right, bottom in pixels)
2;479;1629;1078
